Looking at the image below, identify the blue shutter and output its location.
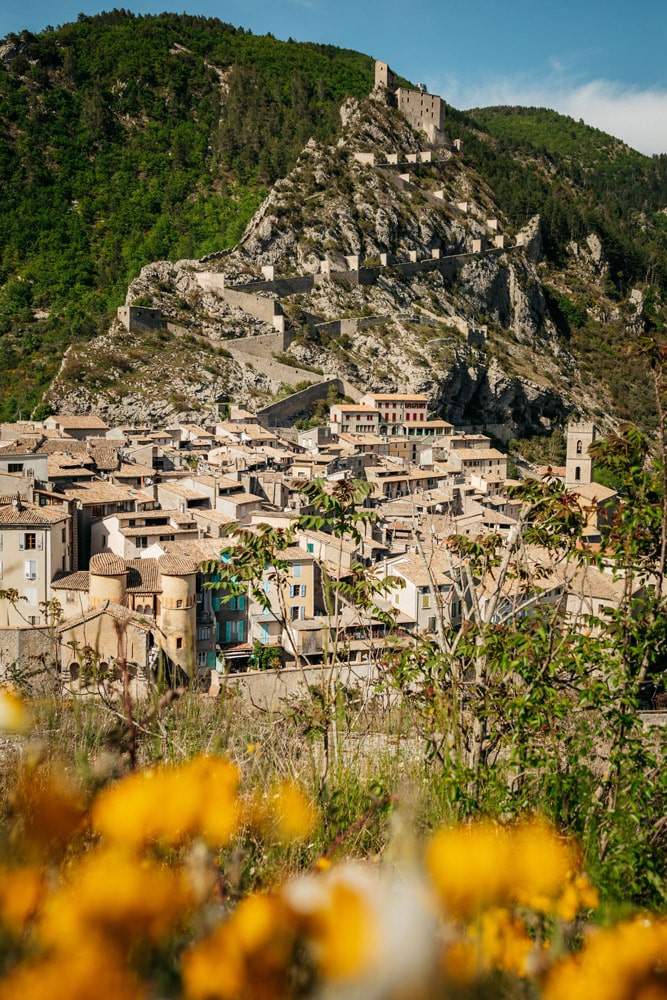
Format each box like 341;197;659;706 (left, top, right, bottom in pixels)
225;621;231;643
238;595;245;611
212;596;221;612
238;620;244;642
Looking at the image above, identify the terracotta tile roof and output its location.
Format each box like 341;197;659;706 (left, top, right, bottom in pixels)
121;524;198;537
57;600;152;632
363;393;429;402
47;414;110;430
158;554;197;576
0;437;48;456
0;502;68;524
51;571;90;591
60;482;154;504
126;559;161;593
158;538;228;562
89;552;127;576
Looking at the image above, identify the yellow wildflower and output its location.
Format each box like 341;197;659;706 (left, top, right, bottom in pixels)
11;763;86;853
285;865;380;981
270;780;317;843
39;848;193;948
512;820;573;911
0;687;29;733
0;865;44;933
92;755;240;849
426;820;512;917
478;907;534;977
0;940;145;1000
544;917;667;1000
183;893;294;1000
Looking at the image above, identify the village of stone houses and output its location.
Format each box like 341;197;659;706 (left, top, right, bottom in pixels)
0;63;627;703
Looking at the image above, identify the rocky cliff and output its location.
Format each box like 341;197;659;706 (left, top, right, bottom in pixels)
46;96;629;434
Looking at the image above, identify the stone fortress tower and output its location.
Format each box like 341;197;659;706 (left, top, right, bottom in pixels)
374;59;446;143
157;554;197;674
89;552;127;606
565;421;598;487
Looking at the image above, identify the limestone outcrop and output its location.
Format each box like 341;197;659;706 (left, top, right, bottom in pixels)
45;97;624;433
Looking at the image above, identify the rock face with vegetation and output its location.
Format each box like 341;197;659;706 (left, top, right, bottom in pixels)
1;12;666;436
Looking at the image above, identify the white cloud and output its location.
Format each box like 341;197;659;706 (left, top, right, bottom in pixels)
426;73;667;156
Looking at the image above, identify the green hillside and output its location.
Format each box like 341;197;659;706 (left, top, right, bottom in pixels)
1;13;667;425
0;12;373;418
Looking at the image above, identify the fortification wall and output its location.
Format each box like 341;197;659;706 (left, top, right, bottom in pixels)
0;626;55;690
312;316;390;339
231;329;295;359
256;378;361;427
195;273;284;328
117;306;165;333
226;347;324;390
236;275;316;297
222;288;283;327
213;659;380;707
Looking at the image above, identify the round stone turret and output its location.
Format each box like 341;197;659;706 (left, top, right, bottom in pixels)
89;552;128;606
157;554;197;673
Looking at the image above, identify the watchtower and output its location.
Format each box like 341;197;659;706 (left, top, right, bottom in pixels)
374;60;395;90
565;422;597;487
157;554;197;674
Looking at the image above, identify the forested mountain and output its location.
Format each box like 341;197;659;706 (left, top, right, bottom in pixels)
1;11;666;431
0;12;374;419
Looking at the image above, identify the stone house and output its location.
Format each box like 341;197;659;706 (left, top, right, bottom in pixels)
0;498;72;628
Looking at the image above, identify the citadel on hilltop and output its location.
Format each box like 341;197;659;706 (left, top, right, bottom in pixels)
374;60;447;144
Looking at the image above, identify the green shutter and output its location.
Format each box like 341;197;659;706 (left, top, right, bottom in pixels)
238;621;244;642
225;621;231;643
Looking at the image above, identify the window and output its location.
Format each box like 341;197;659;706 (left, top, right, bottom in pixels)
292;563;302;578
575;466;581;482
24;560;37;580
8;463;23;473
91;505;104;518
224;621;245;643
290;606;305;621
421;592;431;610
0;561;3;580
576;440;582;455
136;536;148;549
61;528;66;543
28;615;38;626
290;584;306;598
229;596;245;612
197;627;210;642
176;600;183;609
176;637;183;650
428;617;437;631
307;542;314;553
101;537;106;547
259;624;270;645
22;533;37;550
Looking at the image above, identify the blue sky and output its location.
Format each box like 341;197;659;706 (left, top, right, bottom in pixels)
3;0;667;154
